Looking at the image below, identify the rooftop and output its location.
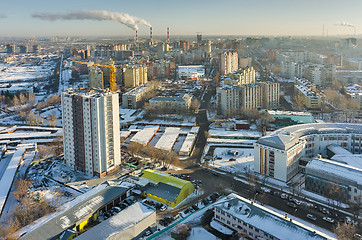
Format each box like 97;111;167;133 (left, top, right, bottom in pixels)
75;202;155;240
215;194;331;240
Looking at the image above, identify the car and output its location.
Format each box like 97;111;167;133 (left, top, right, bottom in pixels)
287;202;297;208
323;217;335;223
160;205;167;212
280;193;288;199
288;196;294;202
345;216;352;224
307;214;317;221
145;230;152;236
293;199;301;205
202;199;209;205
191;205;199;211
229;158;236;161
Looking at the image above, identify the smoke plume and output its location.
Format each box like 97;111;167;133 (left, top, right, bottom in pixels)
335;21;355;28
0;14;7;19
32;10;151;31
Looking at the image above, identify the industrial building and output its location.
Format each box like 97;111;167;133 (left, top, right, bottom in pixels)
62;88;121;177
137;169;195;207
75;202;156;240
19;185;132;240
254;123;362;182
213;194;331;240
177;65;205;80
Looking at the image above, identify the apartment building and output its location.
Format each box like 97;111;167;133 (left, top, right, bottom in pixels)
219;51;238;75
294;84;321;109
229;67;255;85
88;65;104;89
216;82;279;116
123;65;148;88
62;88;121;177
254;123;362;182
122;83;155;109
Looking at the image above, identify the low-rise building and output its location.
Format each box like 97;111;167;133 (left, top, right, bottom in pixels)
75;202;156;240
149;94;192;112
122;84;155;109
137;169;194;207
177;65;205;80
305;157;362;204
294;84;321;109
19;185;132;240
213;193;332;240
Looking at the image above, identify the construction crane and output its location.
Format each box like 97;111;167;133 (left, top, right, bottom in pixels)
72;58;117;92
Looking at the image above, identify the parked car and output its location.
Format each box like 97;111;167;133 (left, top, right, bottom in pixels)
307;214;317;221
160;205;167;212
293;199;301;205
191;205;199;211
280;193;288;199
287;202;297;208
229;158;236;161
323;217;335;223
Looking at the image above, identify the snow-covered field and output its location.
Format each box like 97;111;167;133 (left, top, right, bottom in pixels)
208;147;254;173
0;59;56;83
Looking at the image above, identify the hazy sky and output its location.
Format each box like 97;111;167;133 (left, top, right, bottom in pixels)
0;0;361;37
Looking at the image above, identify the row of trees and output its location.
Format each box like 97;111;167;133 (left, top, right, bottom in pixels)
126;141;179;169
0;93;36;108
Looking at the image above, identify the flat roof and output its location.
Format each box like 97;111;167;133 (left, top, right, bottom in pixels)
130;126;159;146
0;147;26;216
75;202;155;240
215;194;331;240
20;186;129;240
154;127;180;152
179;133;196;154
306;158;362;184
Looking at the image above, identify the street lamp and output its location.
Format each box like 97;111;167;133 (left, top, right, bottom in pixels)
254;192;259;202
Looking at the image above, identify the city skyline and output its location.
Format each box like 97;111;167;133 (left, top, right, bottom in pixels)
0;0;361;37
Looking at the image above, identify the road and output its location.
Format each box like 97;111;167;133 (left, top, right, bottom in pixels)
168;167;341;232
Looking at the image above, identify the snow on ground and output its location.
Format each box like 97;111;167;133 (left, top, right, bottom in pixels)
188;227;220;240
208;147;254;174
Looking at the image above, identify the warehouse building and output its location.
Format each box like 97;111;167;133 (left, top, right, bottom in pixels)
20;185;131;240
137;169;194;207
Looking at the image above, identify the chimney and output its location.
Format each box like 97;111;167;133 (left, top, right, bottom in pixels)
167;27;170;44
150;27;153;44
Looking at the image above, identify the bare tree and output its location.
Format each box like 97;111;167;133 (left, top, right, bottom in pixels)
19;93;27;105
28;93;36;105
293;94;305;110
13;179;32;202
12;96;20;107
127;142;143;158
47;114;58;127
334;222;357;240
46;95;61;106
37;145;54;159
53;136;63;156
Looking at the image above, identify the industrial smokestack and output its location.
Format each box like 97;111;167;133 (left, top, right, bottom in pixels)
136;30;138;42
32;10;152;31
168;27;170;43
150;27;153;44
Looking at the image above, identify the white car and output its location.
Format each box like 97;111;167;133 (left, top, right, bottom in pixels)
323;217;335;223
293;199;301;205
307;214;316;221
280;193;287;199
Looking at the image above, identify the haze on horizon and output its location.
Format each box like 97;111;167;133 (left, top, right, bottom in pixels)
0;0;361;37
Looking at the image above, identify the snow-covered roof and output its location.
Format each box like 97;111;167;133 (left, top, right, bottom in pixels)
331;154;362;169
306;158;362;185
130;126;159;146
214;194;332;240
74;202;155;240
208;129;261;139
326;144;352;156
179;133;196;155
154;127;180;152
0;146;26;216
19;186;130;240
